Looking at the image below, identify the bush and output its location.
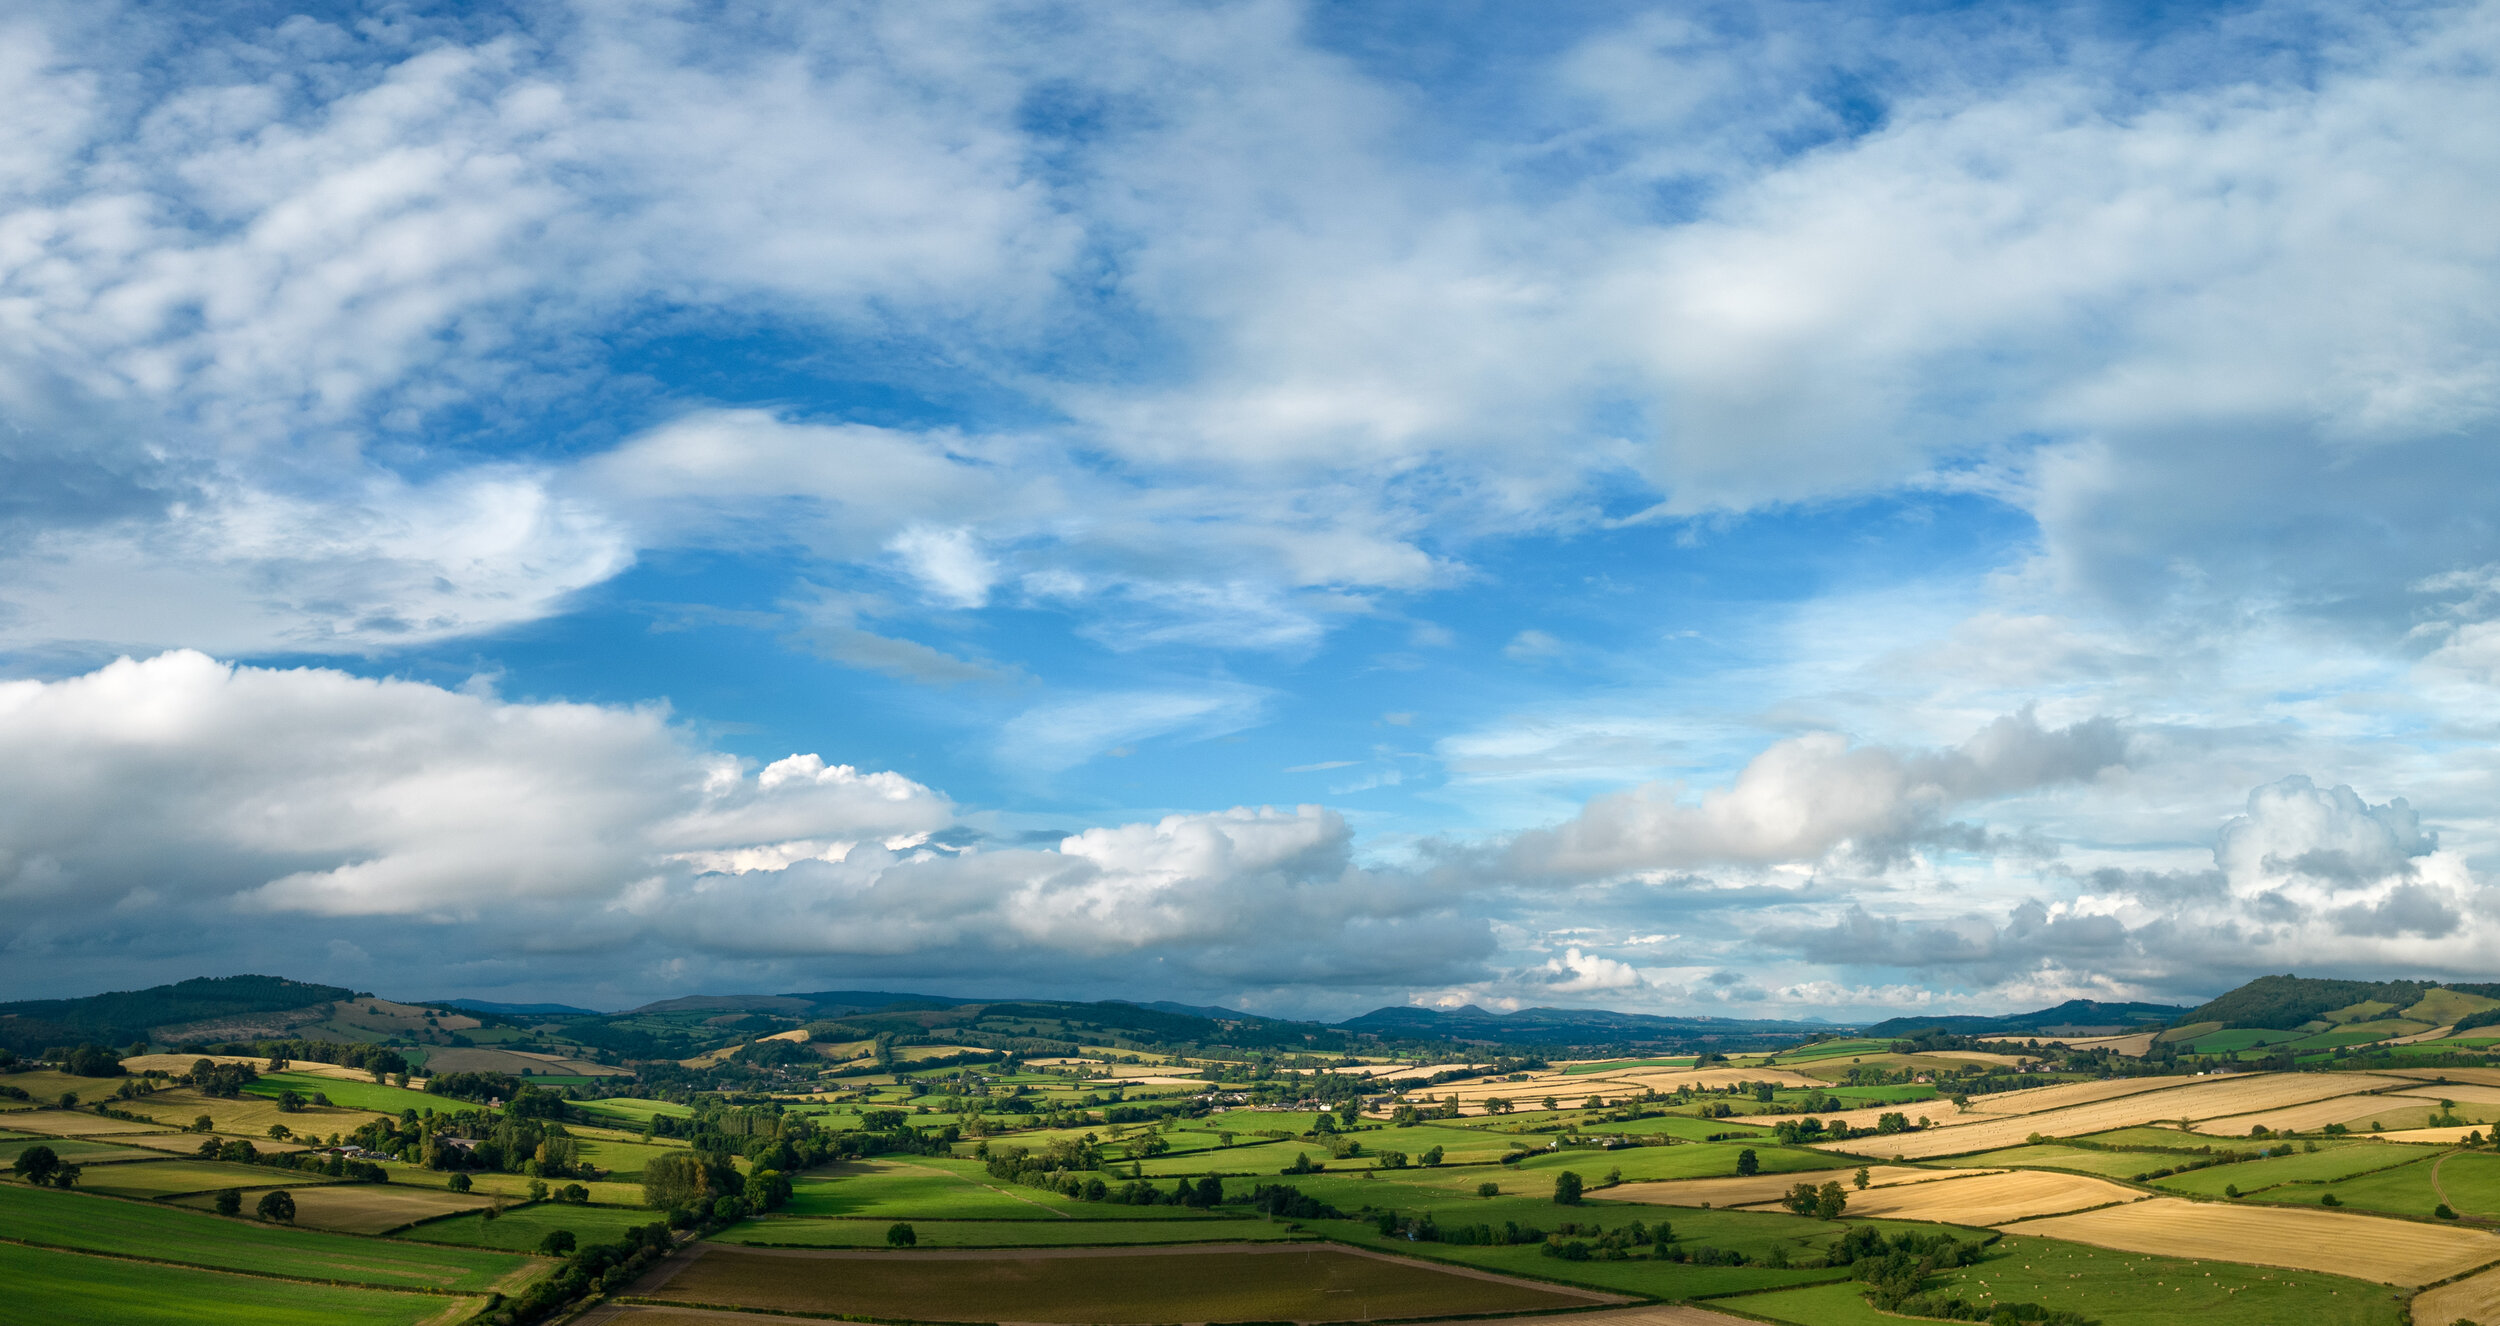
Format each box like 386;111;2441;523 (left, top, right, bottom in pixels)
886;1222;917;1247
1477;1181;1500;1198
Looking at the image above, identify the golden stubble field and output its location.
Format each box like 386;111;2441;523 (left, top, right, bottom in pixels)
180;1183;491;1235
1828;1169;2145;1225
1827;1073;2414;1159
1608;1165;1993;1209
2412;1261;2500;1326
2007;1196;2500;1285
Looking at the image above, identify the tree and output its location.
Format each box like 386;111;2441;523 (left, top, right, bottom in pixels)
1420;1146;1444;1167
213;1189;243;1216
1854;1166;1871;1190
1781;1182;1822;1215
886;1221;917;1247
10;1144;60;1187
1815;1181;1846;1219
745;1168;793;1213
1553;1171;1584;1205
642;1152;710;1212
538;1229;577;1255
712;1195;748;1222
447;1173;473;1193
1477;1182;1500;1198
1735;1149;1759;1177
257;1190;296;1223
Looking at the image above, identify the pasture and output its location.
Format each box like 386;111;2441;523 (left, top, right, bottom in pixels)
2149;1141;2435;1196
0;1239;474;1326
2006;1195;2500;1284
0;1180;534;1291
635;1244;1615;1322
78;1158;327;1198
0;1134;163;1164
782;1158;1088;1220
243;1071;439;1115
568;1097;695;1127
1724;1235;2404;1326
2248;1150;2500;1219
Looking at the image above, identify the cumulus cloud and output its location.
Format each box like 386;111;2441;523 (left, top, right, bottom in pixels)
0;651;951;923
0;653;1490;1000
1504;710;2125;878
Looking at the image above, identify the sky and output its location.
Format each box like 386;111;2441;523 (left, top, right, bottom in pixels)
3;0;2499;1019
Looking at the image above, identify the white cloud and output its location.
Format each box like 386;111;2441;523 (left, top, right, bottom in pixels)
1505;710;2126;878
998;684;1271;772
0;651;949;921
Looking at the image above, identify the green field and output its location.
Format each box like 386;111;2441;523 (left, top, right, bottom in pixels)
783;1158;1091;1219
0;1180;534;1291
2180;1028;2305;1054
243;1072;439;1116
2250;1151;2500;1219
573;1136;693;1179
2151;1142;2437;1197
404;1200;660;1251
1725;1235;2404;1326
724;1216;1304;1246
1563;1057;1696;1074
568;1097;695;1126
0;1135;164;1165
74;1158;335;1199
0;1239;474;1326
1772;1039;1897;1062
2074;1126;2216;1148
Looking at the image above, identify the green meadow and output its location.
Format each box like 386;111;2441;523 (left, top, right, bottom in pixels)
0;1239;473;1326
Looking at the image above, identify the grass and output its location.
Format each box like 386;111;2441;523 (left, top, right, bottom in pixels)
0;1239;474;1325
120;1087;388;1138
2182;1028;2306;1054
403;1201;660;1250
642;1245;1601;1322
573;1136;692;1179
74;1158;333;1198
782;1158;1091;1220
722;1216;1305;1246
1724;1236;2404;1326
0;1181;535;1291
1962;1144;2180;1180
0;1135;164;1164
2249;1151;2500;1219
2151;1143;2438;1196
242;1072;439;1115
1563;1057;1696;1074
568;1097;695;1126
1771;1039;1897;1063
2074;1126;2213;1147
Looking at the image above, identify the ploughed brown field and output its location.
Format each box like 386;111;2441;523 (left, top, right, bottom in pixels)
635;1244;1619;1322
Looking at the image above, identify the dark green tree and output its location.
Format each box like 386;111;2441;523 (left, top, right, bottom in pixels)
213;1188;242;1216
886;1221;917;1246
1736;1149;1759;1176
538;1229;577;1255
1553;1170;1584;1205
256;1189;296;1222
9;1144;60;1186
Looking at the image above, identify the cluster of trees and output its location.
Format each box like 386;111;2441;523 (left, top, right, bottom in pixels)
187;1059;260;1098
1834;1226;2089;1323
245;1039;410;1082
1538;1218;1669;1260
639;1149;791;1223
1244;1182;1341;1219
1780;1180;1850;1218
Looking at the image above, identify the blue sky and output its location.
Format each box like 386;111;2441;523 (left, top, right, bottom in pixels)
2;0;2498;1017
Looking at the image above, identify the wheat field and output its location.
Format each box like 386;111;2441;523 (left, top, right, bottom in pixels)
2006;1196;2500;1285
1825;1169;2145;1226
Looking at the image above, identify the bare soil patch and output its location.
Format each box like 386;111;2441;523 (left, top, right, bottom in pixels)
635;1242;1619;1323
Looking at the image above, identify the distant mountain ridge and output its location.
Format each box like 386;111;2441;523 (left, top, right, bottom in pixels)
430;998;606;1017
1337;1003;1842;1046
1859;999;2189;1039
